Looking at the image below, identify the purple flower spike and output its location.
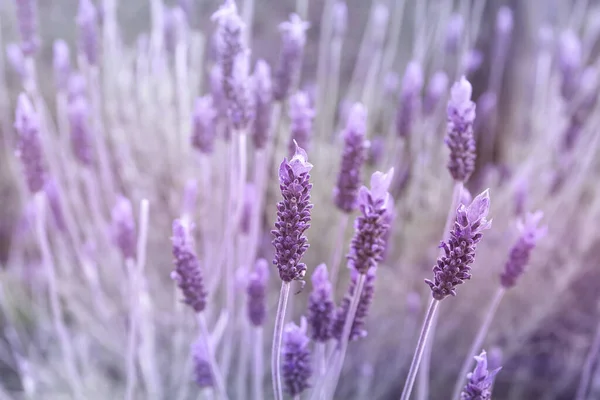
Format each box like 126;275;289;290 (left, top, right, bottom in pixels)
53;40;71;91
191;96;217;154
288;91;315;156
445;13;464;54
307;264;335;342
500;211;546;288
228;50;253;130
15;0;39;55
68;96;94;166
332;267;377;341
272;143;313;283
496;6;514;35
68;73;87;102
240;183;256;235
252;60;273;149
7;44;26;80
424;71;449;116
348;168;394;275
460;350;501;400
111;196;136;260
44;178;66;232
191;338;214;388
463;50;483;76
558;30;582;99
171;219;208;313
15;93;46;194
334;103;369;213
77;0;99;65
247;258;269;326
396;61;423;138
446;76;476;182
425;189;492;300
273;14;309;101
282;318;312;396
332;1;348;38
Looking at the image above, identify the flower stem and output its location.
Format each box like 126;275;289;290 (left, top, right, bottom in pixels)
329;213;349;286
197;313;229;399
576;318;600;400
124;257;139;400
451;287;505;400
272;281;291;400
399;298;440;400
253;327;264;400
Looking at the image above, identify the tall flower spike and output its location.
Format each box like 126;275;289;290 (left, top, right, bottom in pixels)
273;14;309;101
191;337;214;388
332;266;377;341
15;93;45;194
53;40;71;91
396;61;423;138
271;143;313;282
15;0;39;55
460;350;501;400
68;95;94;166
6;44;26;80
77;0;99;65
191;96;217;154
111;196;136;260
334;103;369;213
500;211;546;288
445;13;464;54
282;318;312;396
425;189;492;300
446;76;476;182
252;60;273;150
227;50;253;130
288;92;315;155
171;219;208;313
247;258;269;326
307;264;335;342
348;168;394;275
423;71;449;116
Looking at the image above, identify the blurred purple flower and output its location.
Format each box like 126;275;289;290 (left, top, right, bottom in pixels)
15;0;39;55
247;259;269;326
191;96;217;154
307;264;335;342
53;40;71;91
446;77;476;182
424;71;449;116
460;350;501;400
77;0;99;65
191;337;214;388
44;178;66;232
332;1;348;38
240;183;256;235
6;43;26;80
282;318;312;396
445;13;464;54
288;91;315;156
396;61;423;138
252;60;273;149
111;196;136;260
68;96;94;166
15;93;46;194
273;14;309;101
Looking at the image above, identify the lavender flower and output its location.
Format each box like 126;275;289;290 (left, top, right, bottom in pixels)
191;96;217;154
423;71;449;116
171;219;207;313
396;61;423;138
53;40;71;91
558;30;582;100
273;14;309;101
191;338;214;388
425;189;492;300
288;91;315;155
209;65;227;120
463;50;483;76
252;60;273;150
500;211;546;288
307;264;335;342
460;351;501;400
111;196;136;260
348;169;394;274
334;103;369;213
446;77;476;182
332;1;348;38
15;93;45;194
445;13;464;54
164;7;188;53
68;96;94;166
282;318;312;396
240;183;256;235
247;258;269;326
367;136;385;167
227;51;253;130
44;178;66;232
6;44;26;80
15;0;38;55
271;144;313;282
77;0;99;65
332;266;377;341
68;73;87;102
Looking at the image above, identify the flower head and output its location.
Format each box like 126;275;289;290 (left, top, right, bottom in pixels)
191;96;217;154
396;61;423;138
247;259;269;326
307;264;335;342
111;196;136;260
191;338;214;388
288;91;315;156
425;189;492;300
460;350;501;400
15;0;39;55
272;143;313;282
68;95;94;166
53;40;71;91
15;93;46;194
77;0;99;65
446;76;477;182
282;318;312;396
273;14;309;101
424;71;449;115
252;60;273;149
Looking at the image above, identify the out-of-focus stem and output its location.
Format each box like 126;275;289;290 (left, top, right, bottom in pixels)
327;273;366;397
242;0;255;47
296;0;308;19
325;30;344;141
315;0;333;139
272;282;291;400
34;193;83;398
399;299;440;400
253;327;264;400
197;313;229;399
330;213;349;286
124;257;139;400
315;342;326;379
451;287;506;400
576;317;600;400
175;37;190;159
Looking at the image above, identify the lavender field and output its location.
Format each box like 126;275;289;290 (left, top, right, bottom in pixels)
0;0;598;399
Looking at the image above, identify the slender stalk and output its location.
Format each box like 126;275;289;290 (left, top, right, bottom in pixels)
329;214;349;286
124;257;139;400
326;273;366;398
34;193;83;397
315;0;333;139
314;342;326;378
576;318;600;400
399;299;440;400
253;327;264;400
451;287;506;400
197;313;229;400
272;282;291;400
